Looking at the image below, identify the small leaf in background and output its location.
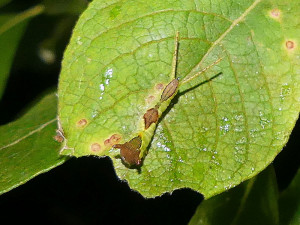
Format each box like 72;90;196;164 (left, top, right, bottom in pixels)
188;166;279;225
43;0;88;15
58;0;300;198
0;5;44;99
38;17;79;65
0;0;11;9
0;93;67;195
279;169;300;225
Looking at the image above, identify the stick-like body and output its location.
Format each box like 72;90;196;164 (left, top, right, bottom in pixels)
114;32;223;166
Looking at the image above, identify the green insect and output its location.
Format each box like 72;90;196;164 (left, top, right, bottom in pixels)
114;32;224;167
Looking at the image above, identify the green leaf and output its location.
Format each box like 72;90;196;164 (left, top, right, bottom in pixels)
43;0;88;15
279;169;300;225
0;93;66;195
0;0;11;8
0;5;44;99
58;0;300;198
188;166;279;225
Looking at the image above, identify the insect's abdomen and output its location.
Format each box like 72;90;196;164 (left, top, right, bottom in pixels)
139;122;157;158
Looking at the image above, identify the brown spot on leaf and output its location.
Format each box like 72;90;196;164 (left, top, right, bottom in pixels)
143;108;159;129
146;95;155;104
286;40;295;50
53;131;64;143
104;139;110;146
113;136;142;166
160;78;179;102
77;118;87;127
111;134;121;143
155;83;164;90
104;134;122;146
91;143;101;152
270;9;281;19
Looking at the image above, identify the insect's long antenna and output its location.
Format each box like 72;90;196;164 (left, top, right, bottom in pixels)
171;31;180;79
180;56;224;86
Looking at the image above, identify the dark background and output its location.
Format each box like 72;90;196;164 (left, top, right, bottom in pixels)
0;1;299;224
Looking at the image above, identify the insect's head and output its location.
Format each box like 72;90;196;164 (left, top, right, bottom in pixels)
113;136;142;166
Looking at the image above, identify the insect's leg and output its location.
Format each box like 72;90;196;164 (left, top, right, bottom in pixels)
171;31;180;79
180;56;224;86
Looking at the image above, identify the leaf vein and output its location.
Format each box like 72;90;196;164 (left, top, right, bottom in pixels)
183;0;262;82
0;118;57;151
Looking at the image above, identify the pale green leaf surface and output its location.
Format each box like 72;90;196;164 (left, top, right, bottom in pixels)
188;166;278;225
0;93;66;195
279;169;300;225
0;5;44;99
58;0;300;198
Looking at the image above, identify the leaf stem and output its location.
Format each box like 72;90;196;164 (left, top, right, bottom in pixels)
231;177;256;225
0;4;45;35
